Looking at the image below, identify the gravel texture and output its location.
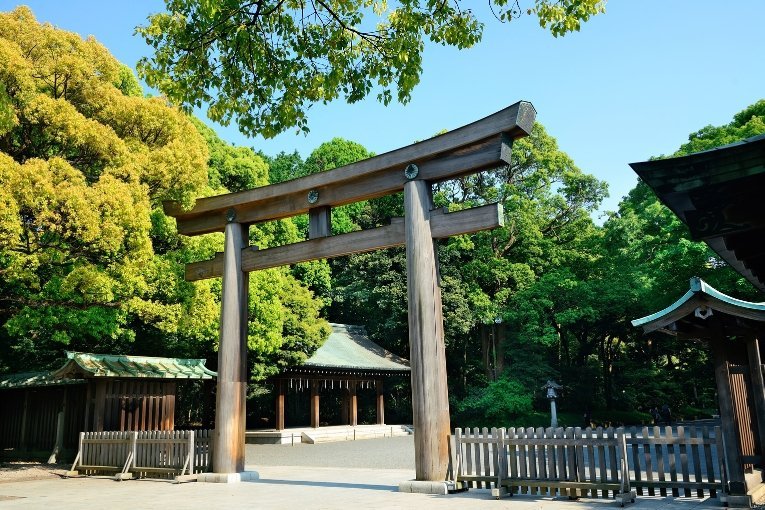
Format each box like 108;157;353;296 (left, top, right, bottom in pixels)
246;435;416;469
0;462;67;483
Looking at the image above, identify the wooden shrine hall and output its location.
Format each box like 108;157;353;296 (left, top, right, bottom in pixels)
631;133;765;507
0;351;216;461
273;323;410;430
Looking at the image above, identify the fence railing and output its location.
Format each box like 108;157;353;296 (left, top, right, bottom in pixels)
624;425;725;498
68;429;213;481
454;427;631;502
453;425;725;501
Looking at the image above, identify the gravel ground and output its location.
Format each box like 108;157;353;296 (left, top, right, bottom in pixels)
0;462;67;483
0;435;413;484
246;435;416;470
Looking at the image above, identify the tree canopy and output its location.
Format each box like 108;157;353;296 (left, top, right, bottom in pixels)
0;7;328;380
0;6;206;368
137;0;606;138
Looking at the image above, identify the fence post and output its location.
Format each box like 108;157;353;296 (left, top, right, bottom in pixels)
617;428;634;505
189;430;195;475
131;431;137;472
454;428;463;487
178;430;194;477
65;432;85;476
715;425;728;498
491;428;508;499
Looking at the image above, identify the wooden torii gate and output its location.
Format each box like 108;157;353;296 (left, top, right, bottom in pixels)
164;101;536;482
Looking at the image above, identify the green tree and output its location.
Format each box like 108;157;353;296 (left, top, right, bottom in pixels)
671;100;765;157
261;150;304;184
329;121;607;418
137;0;606;137
0;6;208;370
0;7;330;380
556;100;765;414
191;117;269;192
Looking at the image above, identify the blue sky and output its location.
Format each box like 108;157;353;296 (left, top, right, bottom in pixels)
4;0;764;216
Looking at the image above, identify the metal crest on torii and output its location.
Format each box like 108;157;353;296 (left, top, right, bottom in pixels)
164;101;536;482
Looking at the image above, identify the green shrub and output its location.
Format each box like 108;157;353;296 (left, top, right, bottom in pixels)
453;377;533;428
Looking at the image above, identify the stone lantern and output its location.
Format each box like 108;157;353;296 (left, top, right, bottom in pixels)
542;380;563;427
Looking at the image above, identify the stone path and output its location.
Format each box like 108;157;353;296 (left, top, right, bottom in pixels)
0;436;726;509
0;464;724;510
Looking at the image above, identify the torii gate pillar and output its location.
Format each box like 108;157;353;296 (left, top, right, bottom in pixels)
404;179;451;481
203;221;257;482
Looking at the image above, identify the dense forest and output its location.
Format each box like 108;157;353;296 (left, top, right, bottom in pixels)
1;7;764;428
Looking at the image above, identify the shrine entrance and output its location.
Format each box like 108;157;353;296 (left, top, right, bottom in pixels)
633;278;765;506
164;101;536;483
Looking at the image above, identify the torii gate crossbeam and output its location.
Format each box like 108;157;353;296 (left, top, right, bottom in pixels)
164;101;536;483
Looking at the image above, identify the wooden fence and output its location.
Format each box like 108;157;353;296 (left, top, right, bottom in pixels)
624;425;725;498
454;427;631;502
453;425;725;501
69;429;212;481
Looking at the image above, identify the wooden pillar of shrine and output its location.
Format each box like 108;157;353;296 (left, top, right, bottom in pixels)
19;389;30;450
404;178;452;482
349;382;358;427
275;379;285;431
310;380;320;428
712;339;747;495
82;381;93;432
340;389;350;425
212;221;249;474
747;337;765;467
376;380;385;425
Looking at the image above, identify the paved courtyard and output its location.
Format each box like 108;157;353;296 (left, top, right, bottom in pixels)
0;436;726;510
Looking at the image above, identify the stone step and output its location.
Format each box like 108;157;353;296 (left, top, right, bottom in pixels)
246;425;413;445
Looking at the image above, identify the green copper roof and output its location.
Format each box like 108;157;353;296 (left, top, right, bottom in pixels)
51;351;217;379
632;277;765;333
0;371;86;390
302;323;410;372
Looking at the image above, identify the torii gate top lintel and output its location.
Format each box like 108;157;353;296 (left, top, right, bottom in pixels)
163;100;536;236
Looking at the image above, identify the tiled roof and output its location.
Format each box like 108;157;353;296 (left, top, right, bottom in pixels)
51;351;217;379
302;323;410;372
0;352;217;389
632;277;765;333
0;371;86;389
